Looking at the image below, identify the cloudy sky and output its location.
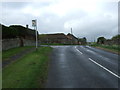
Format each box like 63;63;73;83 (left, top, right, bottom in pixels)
1;0;119;42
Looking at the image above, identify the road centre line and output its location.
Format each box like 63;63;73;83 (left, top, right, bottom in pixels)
88;58;120;79
75;46;83;54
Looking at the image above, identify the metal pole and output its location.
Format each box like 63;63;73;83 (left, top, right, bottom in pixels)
35;20;38;50
71;28;72;45
71;28;72;34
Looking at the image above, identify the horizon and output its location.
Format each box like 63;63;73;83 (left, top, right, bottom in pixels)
2;23;118;41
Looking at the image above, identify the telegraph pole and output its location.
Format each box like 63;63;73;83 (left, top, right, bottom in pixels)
71;28;73;34
71;28;73;45
94;36;95;43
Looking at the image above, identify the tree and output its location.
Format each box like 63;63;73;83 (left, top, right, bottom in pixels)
82;37;87;44
2;24;37;40
112;34;120;40
97;37;106;44
78;37;87;45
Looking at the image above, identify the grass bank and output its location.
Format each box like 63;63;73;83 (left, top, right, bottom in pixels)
90;44;120;54
2;47;52;88
2;46;34;60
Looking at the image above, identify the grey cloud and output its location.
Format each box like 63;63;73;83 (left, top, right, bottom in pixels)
75;18;118;41
2;2;28;9
1;1;118;42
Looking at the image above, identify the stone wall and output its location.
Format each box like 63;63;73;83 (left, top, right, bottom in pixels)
23;39;35;46
2;38;36;50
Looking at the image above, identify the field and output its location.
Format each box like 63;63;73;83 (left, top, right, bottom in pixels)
2;47;52;88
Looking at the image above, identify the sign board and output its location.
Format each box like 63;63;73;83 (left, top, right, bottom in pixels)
32;20;36;27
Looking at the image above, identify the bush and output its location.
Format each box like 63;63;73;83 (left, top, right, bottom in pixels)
2;24;37;39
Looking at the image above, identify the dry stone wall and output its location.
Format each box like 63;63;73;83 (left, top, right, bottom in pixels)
2;38;36;50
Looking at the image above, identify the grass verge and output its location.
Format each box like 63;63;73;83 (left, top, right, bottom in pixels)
2;47;52;88
90;44;120;54
2;46;34;60
41;43;80;45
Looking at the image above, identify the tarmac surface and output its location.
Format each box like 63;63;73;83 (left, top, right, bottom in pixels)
46;45;119;88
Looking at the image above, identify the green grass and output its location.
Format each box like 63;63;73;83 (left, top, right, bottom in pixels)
90;44;120;52
2;46;34;60
2;47;52;88
41;43;79;45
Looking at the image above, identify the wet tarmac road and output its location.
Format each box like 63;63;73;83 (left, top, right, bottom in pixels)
46;45;119;88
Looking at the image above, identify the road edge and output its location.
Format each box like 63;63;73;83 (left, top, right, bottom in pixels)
93;46;120;55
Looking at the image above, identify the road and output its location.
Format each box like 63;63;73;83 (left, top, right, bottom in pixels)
46;45;119;88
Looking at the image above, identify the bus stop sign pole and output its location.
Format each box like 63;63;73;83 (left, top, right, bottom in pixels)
32;20;37;50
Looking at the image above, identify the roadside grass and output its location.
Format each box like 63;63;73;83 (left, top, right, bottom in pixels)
90;44;120;54
2;46;34;61
2;47;52;88
41;43;79;45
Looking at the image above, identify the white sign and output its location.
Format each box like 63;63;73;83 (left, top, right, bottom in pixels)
32;20;36;27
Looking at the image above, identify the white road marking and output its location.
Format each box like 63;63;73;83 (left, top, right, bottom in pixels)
86;45;92;48
88;58;120;79
75;46;83;54
76;49;83;54
86;49;96;54
87;50;93;52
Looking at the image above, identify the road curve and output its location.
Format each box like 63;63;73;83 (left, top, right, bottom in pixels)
46;45;119;88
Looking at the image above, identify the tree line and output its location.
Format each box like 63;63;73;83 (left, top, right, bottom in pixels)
2;24;37;39
97;34;120;45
